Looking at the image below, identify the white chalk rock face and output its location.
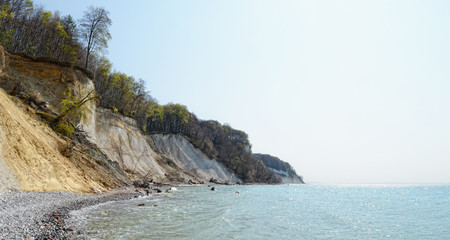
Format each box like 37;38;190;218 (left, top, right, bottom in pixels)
78;79;97;142
150;134;242;183
92;108;242;184
93;108;166;181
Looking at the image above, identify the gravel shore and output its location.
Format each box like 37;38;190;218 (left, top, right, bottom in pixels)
0;190;143;239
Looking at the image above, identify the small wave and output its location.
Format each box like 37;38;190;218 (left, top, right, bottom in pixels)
69;185;450;239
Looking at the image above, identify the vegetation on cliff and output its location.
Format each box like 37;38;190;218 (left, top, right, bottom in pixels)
51;89;97;136
0;0;111;68
0;0;79;63
93;58;275;182
0;0;299;183
253;153;303;182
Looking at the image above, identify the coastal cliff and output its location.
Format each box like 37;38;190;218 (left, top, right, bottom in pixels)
253;153;304;184
0;46;302;193
0;88;124;193
91;107;241;184
0;46;126;193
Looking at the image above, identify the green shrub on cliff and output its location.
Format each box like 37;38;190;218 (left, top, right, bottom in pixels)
50;88;97;137
54;121;75;137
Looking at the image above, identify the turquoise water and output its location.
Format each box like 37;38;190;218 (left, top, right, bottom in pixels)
70;184;450;239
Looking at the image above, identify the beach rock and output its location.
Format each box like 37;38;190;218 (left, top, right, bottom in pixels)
133;180;150;189
92;188;102;194
166;187;177;193
67;226;76;231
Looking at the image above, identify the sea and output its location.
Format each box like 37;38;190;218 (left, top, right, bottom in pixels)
70;184;450;240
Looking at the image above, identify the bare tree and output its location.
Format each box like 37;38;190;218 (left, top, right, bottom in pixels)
79;6;111;68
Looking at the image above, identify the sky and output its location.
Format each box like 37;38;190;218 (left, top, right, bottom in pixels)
34;0;450;184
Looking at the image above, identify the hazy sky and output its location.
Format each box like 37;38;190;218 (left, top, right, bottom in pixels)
35;0;450;183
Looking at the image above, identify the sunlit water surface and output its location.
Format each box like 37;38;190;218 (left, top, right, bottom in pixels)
70;184;450;239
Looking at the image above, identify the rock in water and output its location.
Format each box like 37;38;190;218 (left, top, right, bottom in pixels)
166;187;177;192
211;187;216;191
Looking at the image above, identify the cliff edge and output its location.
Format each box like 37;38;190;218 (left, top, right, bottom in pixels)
0;46;303;193
253;153;304;184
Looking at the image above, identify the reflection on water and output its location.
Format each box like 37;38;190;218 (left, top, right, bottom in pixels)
70;184;450;240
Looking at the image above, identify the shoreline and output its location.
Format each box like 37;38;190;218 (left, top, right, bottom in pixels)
0;183;299;239
0;189;144;240
0;183;230;239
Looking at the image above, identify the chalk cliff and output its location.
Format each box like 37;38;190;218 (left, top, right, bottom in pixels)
0;46;302;193
150;134;241;183
91;107;240;184
253;153;304;184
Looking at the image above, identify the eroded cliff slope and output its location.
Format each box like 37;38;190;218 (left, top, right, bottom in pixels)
0;46;128;193
91;107;241;184
151;134;241;183
0;88;124;193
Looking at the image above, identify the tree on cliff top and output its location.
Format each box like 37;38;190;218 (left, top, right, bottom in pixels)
0;0;80;63
79;6;111;68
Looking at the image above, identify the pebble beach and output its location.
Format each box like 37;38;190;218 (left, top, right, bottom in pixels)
0;190;143;239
